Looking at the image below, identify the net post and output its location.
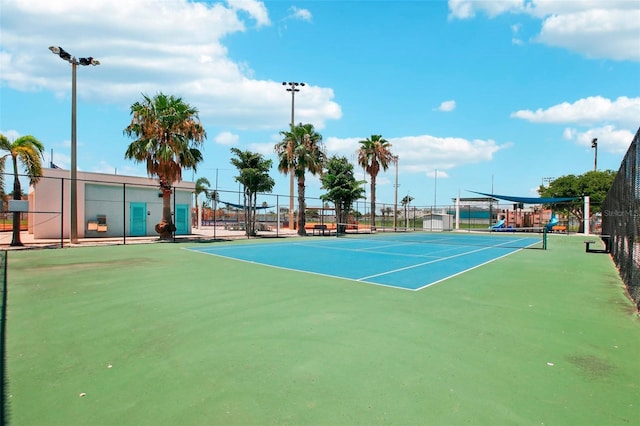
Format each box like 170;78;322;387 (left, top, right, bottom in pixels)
543;227;547;250
1;250;7;425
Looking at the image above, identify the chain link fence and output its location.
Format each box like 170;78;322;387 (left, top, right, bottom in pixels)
602;127;640;310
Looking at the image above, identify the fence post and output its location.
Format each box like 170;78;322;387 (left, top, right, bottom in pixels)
60;177;65;247
123;183;126;245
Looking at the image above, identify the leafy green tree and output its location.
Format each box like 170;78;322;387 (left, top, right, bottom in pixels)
230;148;275;236
275;123;325;236
401;194;414;228
320;156;366;234
194;177;210;229
357;135;395;228
0;134;45;246
124;93;206;240
538;170;616;231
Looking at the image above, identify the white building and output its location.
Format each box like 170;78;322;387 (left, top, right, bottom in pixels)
29;168;194;239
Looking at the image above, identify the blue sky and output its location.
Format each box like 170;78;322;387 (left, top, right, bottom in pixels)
1;0;639;209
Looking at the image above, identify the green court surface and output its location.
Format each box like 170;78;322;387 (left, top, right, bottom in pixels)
5;234;639;425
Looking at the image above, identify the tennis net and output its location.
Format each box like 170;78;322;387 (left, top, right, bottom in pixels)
336;224;547;250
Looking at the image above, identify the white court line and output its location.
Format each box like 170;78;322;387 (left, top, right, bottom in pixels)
183;236;538;291
289;239;452;259
357;244;517;281
413;249;522;291
183;246;416;291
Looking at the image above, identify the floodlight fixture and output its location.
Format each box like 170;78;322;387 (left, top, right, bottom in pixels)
78;57;100;66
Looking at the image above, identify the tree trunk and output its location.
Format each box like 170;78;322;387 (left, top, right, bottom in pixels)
370;174;377;228
297;177;306;236
155;188;175;240
10;171;23;247
336;204;345;234
251;192;258;235
242;188;250;237
197;198;201;229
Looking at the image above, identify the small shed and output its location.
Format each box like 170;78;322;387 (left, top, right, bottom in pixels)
29;168;195;239
423;213;453;231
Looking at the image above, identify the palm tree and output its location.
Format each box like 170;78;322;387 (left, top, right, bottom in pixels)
230;148;274;236
357;134;394;228
194;177;210;229
124;93;206;240
0;134;45;246
275;123;325;236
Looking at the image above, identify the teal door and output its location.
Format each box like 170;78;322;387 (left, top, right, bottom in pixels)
175;204;189;235
130;203;147;236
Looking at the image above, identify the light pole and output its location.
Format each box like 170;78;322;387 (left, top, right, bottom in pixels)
433;169;438;212
591;138;598;171
541;176;554;187
49;46;100;243
282;81;305;230
393;156;399;230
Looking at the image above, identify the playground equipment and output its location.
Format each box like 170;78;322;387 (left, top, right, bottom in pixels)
490;217;506;230
545;212;559;232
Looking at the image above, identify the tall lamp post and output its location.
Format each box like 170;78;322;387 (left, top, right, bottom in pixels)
433;169;438;212
591;138;598;171
393;156;399;230
541;176;555;187
282;81;305;230
49;46;100;243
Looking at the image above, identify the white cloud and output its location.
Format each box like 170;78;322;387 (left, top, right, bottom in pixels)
0;0;341;130
448;0;640;61
448;0;524;20
93;160;118;175
0;129;20;141
227;0;270;27
511;23;524;45
436;100;456;112
511;96;640;127
247;142;275;156
536;8;640;61
563;125;634;154
214;131;240;145
515;96;638;154
428;170;450;179
324;134;508;175
288;6;313;22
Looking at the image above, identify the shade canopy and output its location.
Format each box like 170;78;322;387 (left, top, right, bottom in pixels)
468;191;580;204
220;201;273;210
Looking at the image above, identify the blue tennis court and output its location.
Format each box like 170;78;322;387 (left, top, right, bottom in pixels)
187;232;543;290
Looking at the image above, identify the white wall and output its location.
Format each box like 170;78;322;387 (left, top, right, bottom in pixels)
30;168;194;239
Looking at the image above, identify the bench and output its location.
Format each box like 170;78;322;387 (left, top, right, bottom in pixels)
257;223;272;232
585;235;611;253
312;224;329;236
224;223;245;231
